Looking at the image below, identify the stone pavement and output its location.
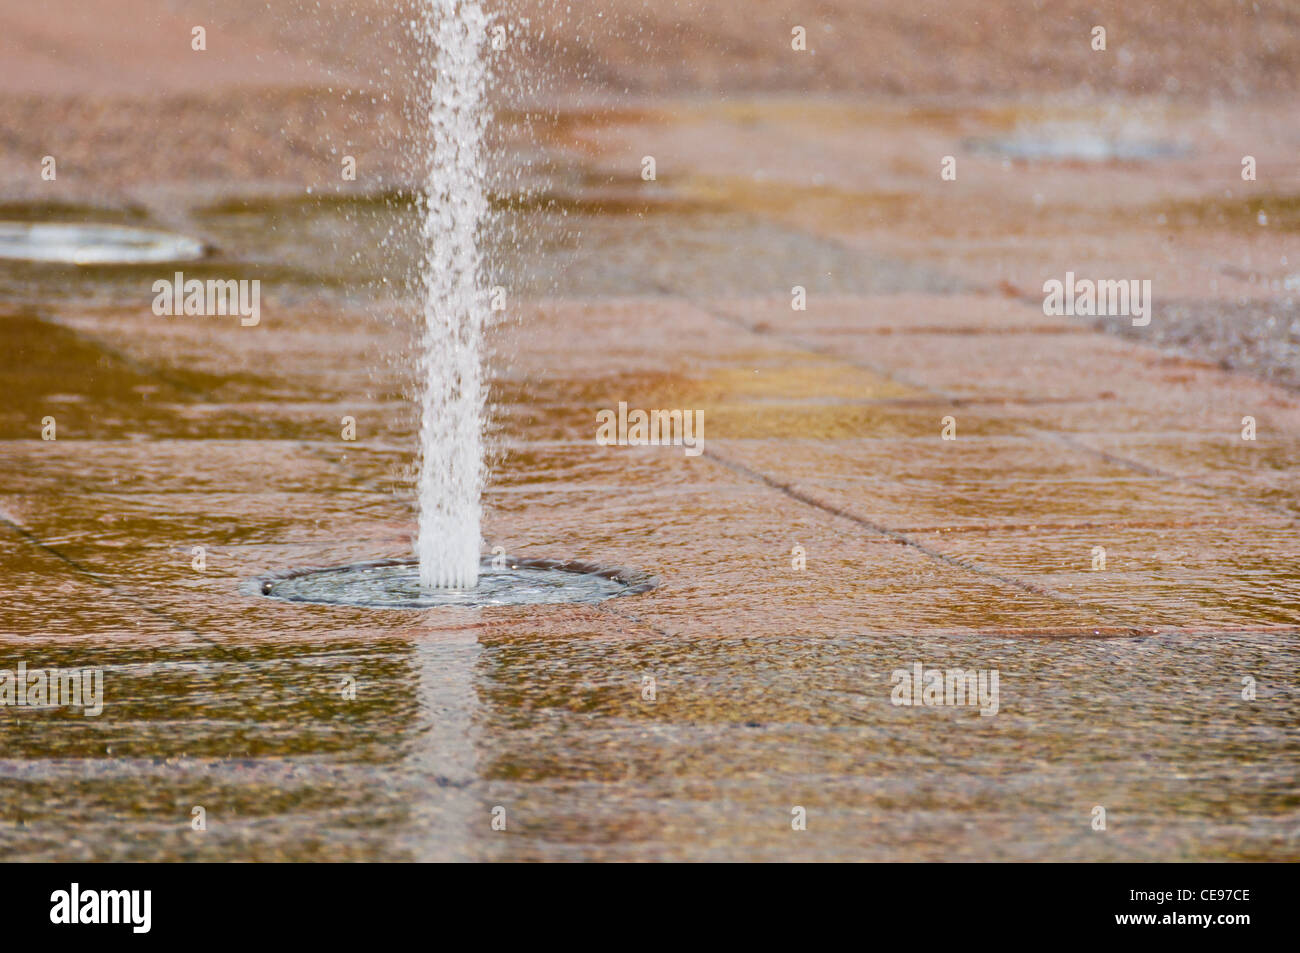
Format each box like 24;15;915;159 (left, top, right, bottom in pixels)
0;4;1296;861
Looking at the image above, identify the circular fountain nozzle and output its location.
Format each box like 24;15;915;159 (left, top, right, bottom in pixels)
253;557;655;609
0;222;205;264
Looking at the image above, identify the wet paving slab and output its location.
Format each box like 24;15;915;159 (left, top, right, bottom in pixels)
1;95;1298;860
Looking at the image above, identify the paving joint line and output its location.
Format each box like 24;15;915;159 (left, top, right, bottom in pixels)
701;449;1143;631
678;293;1299;526
0;508;207;642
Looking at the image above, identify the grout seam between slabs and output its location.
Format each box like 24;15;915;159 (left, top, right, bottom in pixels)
675;292;1299;524
701;447;1142;631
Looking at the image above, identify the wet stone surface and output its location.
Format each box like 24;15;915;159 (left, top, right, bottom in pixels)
0;17;1297;860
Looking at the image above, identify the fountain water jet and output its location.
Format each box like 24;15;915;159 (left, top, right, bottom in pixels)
249;3;657;610
416;0;492;590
